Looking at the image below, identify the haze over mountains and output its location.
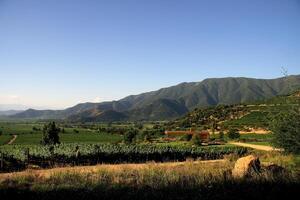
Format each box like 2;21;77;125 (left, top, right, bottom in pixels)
8;75;300;122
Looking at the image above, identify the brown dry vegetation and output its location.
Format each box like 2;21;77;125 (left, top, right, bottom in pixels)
0;154;299;200
0;159;228;182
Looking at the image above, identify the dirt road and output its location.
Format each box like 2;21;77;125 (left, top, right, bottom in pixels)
229;142;282;151
6;135;17;145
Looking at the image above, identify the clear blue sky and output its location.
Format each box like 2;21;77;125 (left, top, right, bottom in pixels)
0;0;299;109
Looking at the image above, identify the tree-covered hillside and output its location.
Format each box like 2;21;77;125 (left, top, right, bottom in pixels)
167;90;300;130
9;75;300;122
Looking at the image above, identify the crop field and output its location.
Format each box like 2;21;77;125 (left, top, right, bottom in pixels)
0;135;13;145
0;122;98;135
0;143;248;172
60;132;122;143
11;132;122;145
0;122;44;135
224;111;269;128
0;122;123;145
238;133;273;140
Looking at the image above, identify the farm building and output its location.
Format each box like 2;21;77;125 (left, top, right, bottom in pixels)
165;129;210;141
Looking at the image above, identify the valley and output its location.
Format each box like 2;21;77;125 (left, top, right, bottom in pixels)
1;1;300;198
3;75;300;122
0;77;299;200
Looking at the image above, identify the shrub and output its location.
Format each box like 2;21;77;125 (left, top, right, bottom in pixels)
227;128;240;140
137;130;152;142
191;134;202;146
32;126;40;131
73;129;79;134
134;123;143;130
219;131;225;141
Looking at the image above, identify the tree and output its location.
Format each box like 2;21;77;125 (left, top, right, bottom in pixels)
137;130;151;142
269;109;300;154
32;126;40;131
73;129;79;134
134;122;143;130
191;134;202;146
227;128;240;140
219;130;225;141
123;129;138;144
41;122;60;145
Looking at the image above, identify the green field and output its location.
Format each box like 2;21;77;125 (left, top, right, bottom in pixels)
7;132;122;145
0;135;13;145
232;133;273;145
0;122;98;135
239;133;273;140
224;111;269;127
0;122;123;145
0;122;44;135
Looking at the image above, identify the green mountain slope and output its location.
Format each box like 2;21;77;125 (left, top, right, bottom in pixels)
167;90;300;130
125;99;189;121
10;75;300;121
67;109;128;122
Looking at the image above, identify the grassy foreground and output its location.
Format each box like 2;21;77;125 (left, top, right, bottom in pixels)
0;153;299;200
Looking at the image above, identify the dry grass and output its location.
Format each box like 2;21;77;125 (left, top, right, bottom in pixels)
0;159;229;185
0;155;299;200
254;151;299;170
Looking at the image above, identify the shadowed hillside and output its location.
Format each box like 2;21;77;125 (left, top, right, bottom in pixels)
10;75;300;121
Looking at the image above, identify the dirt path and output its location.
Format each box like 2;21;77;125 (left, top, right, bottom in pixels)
229;142;282;151
6;135;17;145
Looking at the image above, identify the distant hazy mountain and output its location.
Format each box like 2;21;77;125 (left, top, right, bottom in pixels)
0;104;29;111
0;110;23;116
10;75;300;121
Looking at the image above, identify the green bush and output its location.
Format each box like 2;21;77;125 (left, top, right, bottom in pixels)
227;128;240;140
219;131;225;141
191;134;202;146
269;109;300;154
73;129;79;134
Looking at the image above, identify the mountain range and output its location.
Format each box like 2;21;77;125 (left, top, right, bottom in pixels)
0;110;23;116
8;75;300;122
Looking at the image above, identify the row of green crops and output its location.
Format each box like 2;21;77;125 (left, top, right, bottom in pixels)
0;144;248;171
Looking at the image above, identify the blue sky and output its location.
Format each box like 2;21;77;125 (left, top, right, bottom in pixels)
0;0;299;109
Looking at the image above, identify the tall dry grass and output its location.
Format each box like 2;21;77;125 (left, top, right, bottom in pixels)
0;155;299;200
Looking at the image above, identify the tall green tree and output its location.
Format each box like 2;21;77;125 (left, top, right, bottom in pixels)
41;122;60;145
269;109;300;153
123;129;138;144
